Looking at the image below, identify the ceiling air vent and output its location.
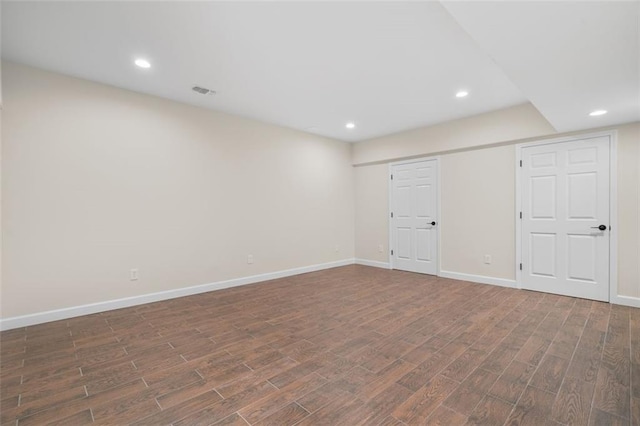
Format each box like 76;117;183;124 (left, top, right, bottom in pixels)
192;86;215;96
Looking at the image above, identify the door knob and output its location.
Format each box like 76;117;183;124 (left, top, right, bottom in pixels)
590;225;607;231
431;221;436;226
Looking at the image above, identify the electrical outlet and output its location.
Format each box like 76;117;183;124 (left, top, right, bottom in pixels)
484;255;492;264
247;254;254;264
378;244;384;253
130;269;139;281
335;245;340;252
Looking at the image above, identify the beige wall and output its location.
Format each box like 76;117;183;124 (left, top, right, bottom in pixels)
353;145;517;280
352;103;556;166
354;163;389;264
440;145;515;279
1;62;355;318
354;119;640;299
353;145;516;280
617;123;640;298
2;61;638;321
0;109;3;320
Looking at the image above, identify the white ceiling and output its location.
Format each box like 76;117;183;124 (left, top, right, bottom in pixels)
442;1;640;133
2;1;638;142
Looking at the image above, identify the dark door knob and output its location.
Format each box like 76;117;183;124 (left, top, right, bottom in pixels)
591;225;607;231
431;221;436;226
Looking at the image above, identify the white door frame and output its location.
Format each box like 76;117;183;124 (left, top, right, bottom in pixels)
515;130;618;302
388;156;442;274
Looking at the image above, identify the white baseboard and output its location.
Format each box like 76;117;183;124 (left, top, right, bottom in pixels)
611;295;640;308
5;260;631;331
439;270;517;289
355;258;391;269
440;271;640;308
0;258;356;331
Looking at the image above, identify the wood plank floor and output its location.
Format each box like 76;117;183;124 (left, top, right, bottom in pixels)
1;265;638;425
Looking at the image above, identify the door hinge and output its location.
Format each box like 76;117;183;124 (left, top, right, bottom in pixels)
519;263;522;270
391;249;394;255
390;212;394;218
390;174;393;180
519;211;522;219
520;160;522;167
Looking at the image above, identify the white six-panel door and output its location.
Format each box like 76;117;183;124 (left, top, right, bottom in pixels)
390;159;438;275
520;136;610;301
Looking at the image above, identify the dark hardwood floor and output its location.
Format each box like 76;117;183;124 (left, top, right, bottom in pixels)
1;265;638;425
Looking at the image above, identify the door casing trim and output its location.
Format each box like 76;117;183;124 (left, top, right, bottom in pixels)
515;130;618;302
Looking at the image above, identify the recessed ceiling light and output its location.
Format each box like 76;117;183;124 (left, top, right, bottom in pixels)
589;109;607;116
455;90;469;98
134;59;151;69
345;122;356;129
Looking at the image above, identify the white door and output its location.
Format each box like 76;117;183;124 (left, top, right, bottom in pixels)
391;159;438;275
520;136;610;301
